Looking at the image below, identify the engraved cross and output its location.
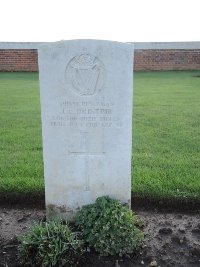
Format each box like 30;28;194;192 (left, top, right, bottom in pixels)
68;131;105;191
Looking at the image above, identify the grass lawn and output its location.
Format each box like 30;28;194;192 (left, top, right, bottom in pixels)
133;71;200;200
0;71;200;202
0;73;43;200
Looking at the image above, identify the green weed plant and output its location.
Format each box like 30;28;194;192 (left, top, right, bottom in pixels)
76;196;144;256
18;221;84;267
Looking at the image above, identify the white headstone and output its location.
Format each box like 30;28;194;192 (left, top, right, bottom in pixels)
38;40;133;220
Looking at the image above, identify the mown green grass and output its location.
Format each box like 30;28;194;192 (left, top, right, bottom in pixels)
0;72;43;199
0;71;200;201
133;71;200;200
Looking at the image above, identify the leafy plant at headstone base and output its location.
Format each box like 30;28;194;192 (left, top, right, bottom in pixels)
76;196;144;256
18;220;84;267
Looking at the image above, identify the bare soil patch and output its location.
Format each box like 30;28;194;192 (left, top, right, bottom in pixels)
0;207;200;267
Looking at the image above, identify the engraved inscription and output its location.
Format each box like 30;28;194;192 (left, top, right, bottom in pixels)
48;100;123;128
47;99;123;129
65;54;105;96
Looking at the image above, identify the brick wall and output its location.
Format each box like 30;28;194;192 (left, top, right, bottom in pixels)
0;49;38;71
135;49;200;71
0;47;200;71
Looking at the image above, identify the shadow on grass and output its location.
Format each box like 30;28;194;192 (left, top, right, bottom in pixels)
0;192;200;213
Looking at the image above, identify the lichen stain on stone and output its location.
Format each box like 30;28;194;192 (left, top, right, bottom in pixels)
127;199;131;208
46;203;82;221
47;204;56;211
47;204;67;213
58;205;67;213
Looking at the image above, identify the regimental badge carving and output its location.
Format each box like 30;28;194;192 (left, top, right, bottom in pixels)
65;54;105;96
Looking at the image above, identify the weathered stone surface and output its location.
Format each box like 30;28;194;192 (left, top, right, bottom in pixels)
38;40;133;220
